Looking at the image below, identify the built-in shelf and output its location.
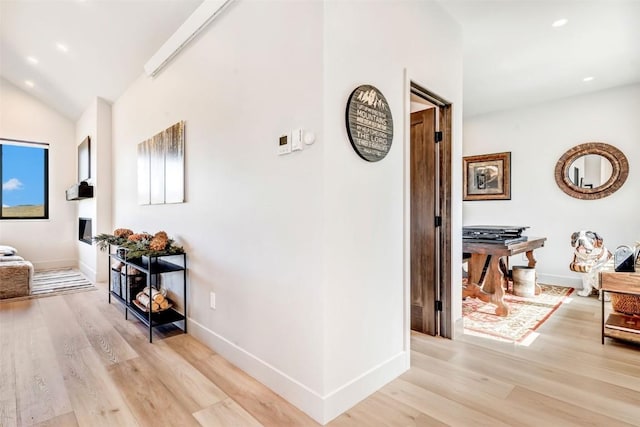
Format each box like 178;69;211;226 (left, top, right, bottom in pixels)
65;182;94;200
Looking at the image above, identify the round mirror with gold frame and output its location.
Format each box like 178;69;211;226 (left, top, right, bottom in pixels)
554;142;629;200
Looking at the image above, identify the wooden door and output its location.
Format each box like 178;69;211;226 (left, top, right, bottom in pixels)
410;108;438;335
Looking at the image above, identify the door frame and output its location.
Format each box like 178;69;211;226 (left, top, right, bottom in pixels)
403;72;453;347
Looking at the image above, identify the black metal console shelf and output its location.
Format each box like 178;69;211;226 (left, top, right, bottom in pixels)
108;245;187;342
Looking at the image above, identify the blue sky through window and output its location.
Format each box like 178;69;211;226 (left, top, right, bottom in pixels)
2;144;45;208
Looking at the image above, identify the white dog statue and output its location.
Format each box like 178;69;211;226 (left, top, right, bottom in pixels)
570;230;612;298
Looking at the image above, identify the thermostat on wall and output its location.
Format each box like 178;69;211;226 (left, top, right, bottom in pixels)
291;128;303;151
278;133;291;155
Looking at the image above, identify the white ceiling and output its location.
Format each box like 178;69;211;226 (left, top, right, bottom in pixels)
0;0;203;120
1;1;639;121
439;0;640;117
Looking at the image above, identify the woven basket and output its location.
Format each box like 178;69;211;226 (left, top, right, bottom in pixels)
611;293;640;315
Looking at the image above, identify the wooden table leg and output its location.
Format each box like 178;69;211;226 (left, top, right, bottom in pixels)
525;249;543;296
466;253;485;286
462;254;510;317
490;256;509;316
525;250;536;267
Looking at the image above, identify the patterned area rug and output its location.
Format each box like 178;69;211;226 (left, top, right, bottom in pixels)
463;284;573;345
31;268;95;296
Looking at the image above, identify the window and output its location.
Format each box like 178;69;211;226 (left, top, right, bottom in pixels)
1;138;49;220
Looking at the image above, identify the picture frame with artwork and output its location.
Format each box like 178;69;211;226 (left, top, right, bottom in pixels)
463;151;511;201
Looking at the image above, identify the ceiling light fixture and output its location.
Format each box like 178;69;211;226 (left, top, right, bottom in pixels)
583;76;595;82
56;42;69;52
25;80;35;88
26;56;38;65
552;18;568;28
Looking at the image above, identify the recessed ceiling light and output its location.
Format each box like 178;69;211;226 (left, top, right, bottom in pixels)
25;80;35;88
552;18;568;28
26;56;38;65
56;42;68;52
583;76;595;82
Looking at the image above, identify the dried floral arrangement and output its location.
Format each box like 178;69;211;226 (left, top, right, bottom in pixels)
93;228;184;259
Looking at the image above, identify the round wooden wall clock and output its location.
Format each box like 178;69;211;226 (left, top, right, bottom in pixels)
345;84;394;162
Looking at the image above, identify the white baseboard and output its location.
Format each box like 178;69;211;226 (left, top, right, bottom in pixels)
32;259;77;271
537;274;581;288
452;317;464;339
321;350;408;424
188;318;409;425
78;261;97;283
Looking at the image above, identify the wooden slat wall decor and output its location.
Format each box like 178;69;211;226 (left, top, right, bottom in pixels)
137;121;185;205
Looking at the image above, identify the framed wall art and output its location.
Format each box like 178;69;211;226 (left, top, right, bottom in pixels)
463;151;511;201
138;121;185;205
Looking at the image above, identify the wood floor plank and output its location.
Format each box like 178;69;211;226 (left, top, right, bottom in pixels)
193;397;263;427
164;333;218;362
510;338;640;393
329;392;447;427
410;350;515;398
403;356;589;427
176;352;317;427
63;291;138;367
32;411;79;427
108;356;200;427
9;300;74;426
37;296;91;355
13;326;73;426
381;378;511;426
0;298;12;325
506;385;636;427
0;325;18;427
111;321;228;414
409;333;458;361
57;346;140;427
37;294;138;426
537;325;640;366
448;336;640;425
5;300;45;332
3;281;640;427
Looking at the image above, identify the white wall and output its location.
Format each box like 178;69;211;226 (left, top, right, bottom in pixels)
463;84;640;287
76;97;112;283
76;100;98;279
109;0;462;424
0;78;77;268
95;99;112;281
111;0;326;418
322;1;463;420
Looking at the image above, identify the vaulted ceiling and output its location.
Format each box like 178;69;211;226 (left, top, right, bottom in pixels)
1;0;639;120
0;0;202;120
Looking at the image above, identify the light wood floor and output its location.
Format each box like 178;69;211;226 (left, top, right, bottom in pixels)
1;284;639;426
